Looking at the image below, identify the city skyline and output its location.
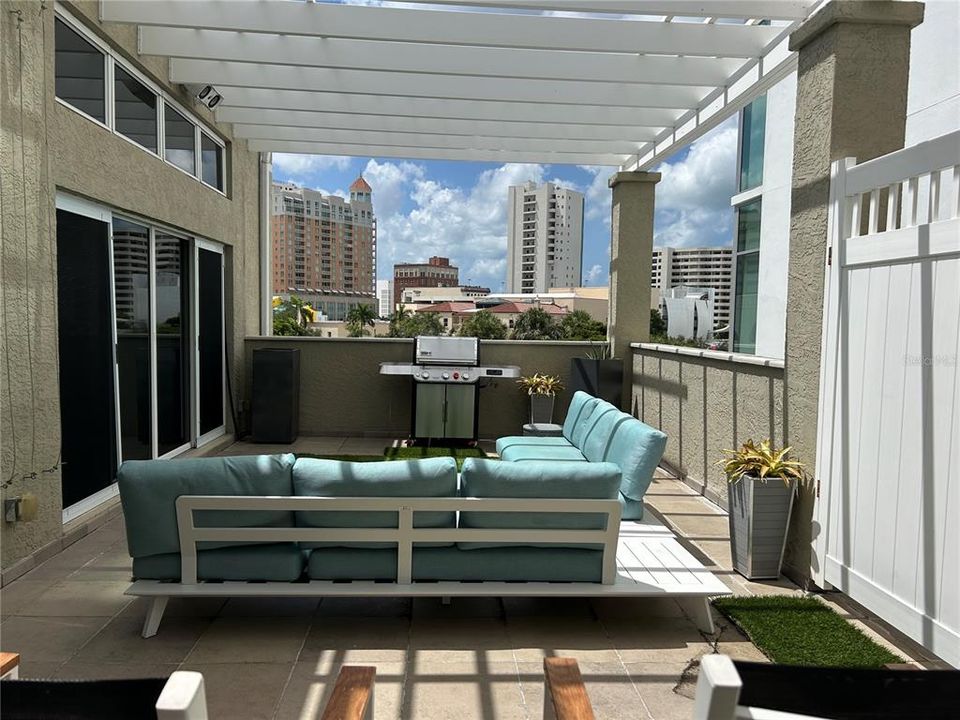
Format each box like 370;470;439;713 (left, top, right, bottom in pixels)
269;114;739;294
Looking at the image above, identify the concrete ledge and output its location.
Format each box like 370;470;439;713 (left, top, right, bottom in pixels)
789;0;924;51
608;171;661;188
632;342;785;369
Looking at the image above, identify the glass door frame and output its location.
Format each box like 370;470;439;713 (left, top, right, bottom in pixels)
55;192;226;521
194;239;226;446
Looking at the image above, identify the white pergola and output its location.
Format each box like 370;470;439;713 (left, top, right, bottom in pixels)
100;0;819;169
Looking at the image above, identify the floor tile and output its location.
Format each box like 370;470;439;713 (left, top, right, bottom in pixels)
55;660;180;681
185;616;311;665
120;595;227;620
275;659;404;720
15;660;65;679
0;616;107;663
622;661;694;720
72;615;211;665
589;597;685;621
179;662;294;720
519;660;647;720
301;615;410;663
316;596;411;617
604;616;710;663
16;581;133;617
402;661;526;720
412;596;503;619
410;617;514;663
506;616;619;663
219;596;320;617
0;580;55;617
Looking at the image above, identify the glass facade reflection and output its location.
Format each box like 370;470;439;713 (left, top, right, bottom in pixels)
156;234;190;455
201;133;223;191
733;200;762;354
55;19;105;122
739;95;766;192
165;104;196;175
114;66;157;152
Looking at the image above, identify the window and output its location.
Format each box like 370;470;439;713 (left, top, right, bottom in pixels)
200;133;223;190
164;104;195;175
114;66;157;152
55;18;105;122
732;200;761;354
739;95;766;191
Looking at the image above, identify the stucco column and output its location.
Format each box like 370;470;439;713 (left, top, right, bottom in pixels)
608;171;660;410
784;0;924;584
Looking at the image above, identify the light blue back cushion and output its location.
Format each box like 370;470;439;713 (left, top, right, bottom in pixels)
133;544;304;582
562;391;596;441
606;417;668;501
292;457;458;548
458;458;621;549
118;454;296;559
569;398;603;448
581;408;630;462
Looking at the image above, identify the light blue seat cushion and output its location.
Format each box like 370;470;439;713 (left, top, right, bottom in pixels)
619;493;645;521
495;436;574;455
605;418;667;501
306;546;603;582
133;543;304;581
580;409;632;462
118;454;296;558
457;458;620;550
498;445;587;463
292;457;458;548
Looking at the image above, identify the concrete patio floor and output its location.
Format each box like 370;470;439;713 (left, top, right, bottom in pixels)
0;437;934;718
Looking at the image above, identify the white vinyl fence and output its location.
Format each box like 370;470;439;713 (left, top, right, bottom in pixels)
814;130;960;667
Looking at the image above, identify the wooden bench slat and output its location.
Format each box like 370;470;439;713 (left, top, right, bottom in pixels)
544;658;595;720
321;666;375;720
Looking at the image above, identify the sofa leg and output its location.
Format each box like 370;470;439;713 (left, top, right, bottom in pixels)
142;596;169;638
681;597;714;634
441;596;451;606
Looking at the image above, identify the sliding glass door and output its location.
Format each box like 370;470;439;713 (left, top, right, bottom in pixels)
55;194;225;518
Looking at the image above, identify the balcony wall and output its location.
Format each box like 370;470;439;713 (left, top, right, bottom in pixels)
631;343;786;507
243;337;595;439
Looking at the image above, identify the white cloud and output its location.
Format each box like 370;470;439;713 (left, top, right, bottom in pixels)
584;264;605;286
272;154;352;183
653;117;737;249
579;166;613;224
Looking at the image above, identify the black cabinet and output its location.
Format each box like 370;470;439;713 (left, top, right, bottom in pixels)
251;349;300;443
570;358;624;408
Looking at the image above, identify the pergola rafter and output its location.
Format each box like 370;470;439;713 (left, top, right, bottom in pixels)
99;0;820;168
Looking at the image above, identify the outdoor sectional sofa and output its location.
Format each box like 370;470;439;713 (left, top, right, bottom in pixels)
119;393;725;638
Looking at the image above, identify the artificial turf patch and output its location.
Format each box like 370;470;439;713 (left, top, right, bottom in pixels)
713;595;902;668
296;446;487;469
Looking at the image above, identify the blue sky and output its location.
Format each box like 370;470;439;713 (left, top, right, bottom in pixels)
271;115;738;292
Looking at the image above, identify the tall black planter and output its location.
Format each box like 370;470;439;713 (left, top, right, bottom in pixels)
570;358;623;407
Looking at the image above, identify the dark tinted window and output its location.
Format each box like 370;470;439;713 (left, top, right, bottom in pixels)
114;66;157;152
55;19;105;122
164;103;195;174
201;133;223;190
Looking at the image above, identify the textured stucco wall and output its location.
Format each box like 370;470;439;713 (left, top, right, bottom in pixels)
632;347;786;506
243;338;595;439
1;0;262;571
784;1;922;582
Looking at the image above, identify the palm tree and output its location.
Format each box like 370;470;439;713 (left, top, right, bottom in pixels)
346;303;377;337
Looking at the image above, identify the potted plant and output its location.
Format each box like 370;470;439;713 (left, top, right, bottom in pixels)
719;439;804;580
517;373;563;424
570;341;623;407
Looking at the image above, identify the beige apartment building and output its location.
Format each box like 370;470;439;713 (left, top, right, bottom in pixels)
271;177;376;298
651;247;733;329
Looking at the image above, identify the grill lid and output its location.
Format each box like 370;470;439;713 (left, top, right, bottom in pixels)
415;336;479;365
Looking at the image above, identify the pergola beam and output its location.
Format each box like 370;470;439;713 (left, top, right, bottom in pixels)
215;87;684;127
216;108;663;142
247;140;625;166
395;0;815;21
139;27;746;87
232;124;647;155
102;0;782;56
169;59;709;109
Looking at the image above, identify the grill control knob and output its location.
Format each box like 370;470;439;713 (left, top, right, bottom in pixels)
421;371;430;379
442;372;450;380
462;373;470;381
453;372;460;380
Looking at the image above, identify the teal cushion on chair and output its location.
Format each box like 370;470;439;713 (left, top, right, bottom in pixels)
605;417;667;501
118;454;296;558
580;408;630;462
133;543;304;581
457;458;621;550
498;445;587;462
619;492;645;520
495;436;573;455
568;398;603;448
561;391;597;441
292;457;458;547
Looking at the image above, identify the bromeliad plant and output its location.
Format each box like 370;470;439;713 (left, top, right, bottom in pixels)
517;373;563;396
719;439;805;487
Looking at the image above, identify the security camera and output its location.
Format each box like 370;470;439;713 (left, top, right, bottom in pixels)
183;83;223;110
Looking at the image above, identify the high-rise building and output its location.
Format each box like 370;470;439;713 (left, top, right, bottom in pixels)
271;177;377;298
651;247;733;330
376;279;394;318
392;256;458;306
506;181;584;293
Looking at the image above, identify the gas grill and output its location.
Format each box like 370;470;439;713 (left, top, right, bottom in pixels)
380;336;520;442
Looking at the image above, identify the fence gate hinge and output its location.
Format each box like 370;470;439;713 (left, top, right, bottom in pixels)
816;478;820;498
827;247;832;266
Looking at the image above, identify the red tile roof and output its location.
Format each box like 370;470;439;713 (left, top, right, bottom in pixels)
486;302;568;315
350;176;372;192
416;302;476;313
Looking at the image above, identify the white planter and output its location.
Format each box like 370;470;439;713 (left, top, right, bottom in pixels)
728;476;795;580
529;394;556;424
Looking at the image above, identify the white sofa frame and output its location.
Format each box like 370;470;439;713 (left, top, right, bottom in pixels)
126;494;729;637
